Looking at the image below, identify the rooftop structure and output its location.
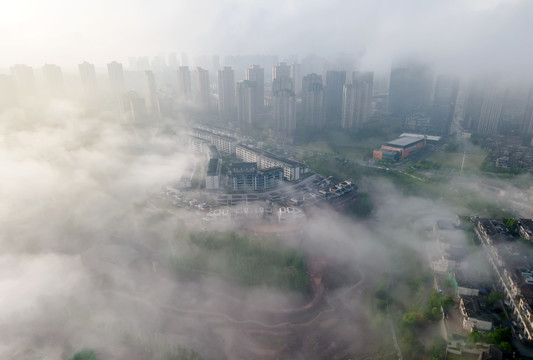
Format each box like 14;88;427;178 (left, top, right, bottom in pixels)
453;270;490;297
399;133;442;142
519;219;533;242
230;162;257;174
460;296;493;332
207;158;221;176
206;158;221;190
373;136;426;161
228;162;283;191
474;217;533;340
277;206;305;223
194;124;238;139
208;145;220;159
178;167;195;189
202;204;269;227
235;144;308;181
384;136;425;148
193;127;237;154
190;136;210;153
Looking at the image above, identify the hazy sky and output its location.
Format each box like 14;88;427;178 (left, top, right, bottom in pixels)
1;0;532;75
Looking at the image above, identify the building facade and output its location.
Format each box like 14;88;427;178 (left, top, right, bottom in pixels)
246;65;264;112
177;66;192;101
217;67;236;121
42;64;65;98
430;74;459;136
235;144;308;181
272;76;296;141
459;296;493;332
107;61;125;97
143;70;159;116
477;84;505;135
290;63;301;95
373;136;426;161
272;62;291;82
193;128;237;154
236;80;257;131
11;64;37;100
302;73;325;128
206;158;222;190
388;61;433;118
522;85;533;134
348;71;374;128
325;70;347;125
194;67;210;111
341;82;358;130
79;61;99;106
228;162;282;191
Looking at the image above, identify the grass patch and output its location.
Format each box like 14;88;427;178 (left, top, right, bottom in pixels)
175;232;310;294
425;152;486;171
300;141;334;155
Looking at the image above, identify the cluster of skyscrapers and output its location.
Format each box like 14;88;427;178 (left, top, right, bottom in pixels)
387;60;533;137
0;57;375;142
2;53;533;139
226;62;375;141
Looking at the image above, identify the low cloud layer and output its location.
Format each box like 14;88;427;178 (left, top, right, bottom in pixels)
1;100;531;358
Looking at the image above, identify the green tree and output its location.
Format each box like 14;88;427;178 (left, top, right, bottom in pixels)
499;341;512;351
504;218;518;235
468;329;485;343
488;327;511;345
427;336;447;360
441;296;454;311
70;349;96;360
444;141;459;153
488;292;504;306
402;311;426;328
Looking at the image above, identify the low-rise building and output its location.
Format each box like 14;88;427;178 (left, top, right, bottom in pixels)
190;136;210;153
453;270;490;297
518;297;533;340
460;296;493;332
373;136;426;161
518;219;533;242
194;123;238;138
474;217;533;340
178;167;195;188
399;133;441;143
228;162;283;191
236;144;259;163
277;206;305;223
235;144;308;181
430;219;467;274
193;128;237;154
206;158;221;190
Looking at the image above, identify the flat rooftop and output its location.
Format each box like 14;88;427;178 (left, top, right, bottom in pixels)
237;144;304;167
461;296;492;321
400;133;442;142
384;136;424;148
519;219;533;231
193;128;237;142
230;162;257;174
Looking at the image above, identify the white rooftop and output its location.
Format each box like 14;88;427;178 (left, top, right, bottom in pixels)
400;133;442;142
